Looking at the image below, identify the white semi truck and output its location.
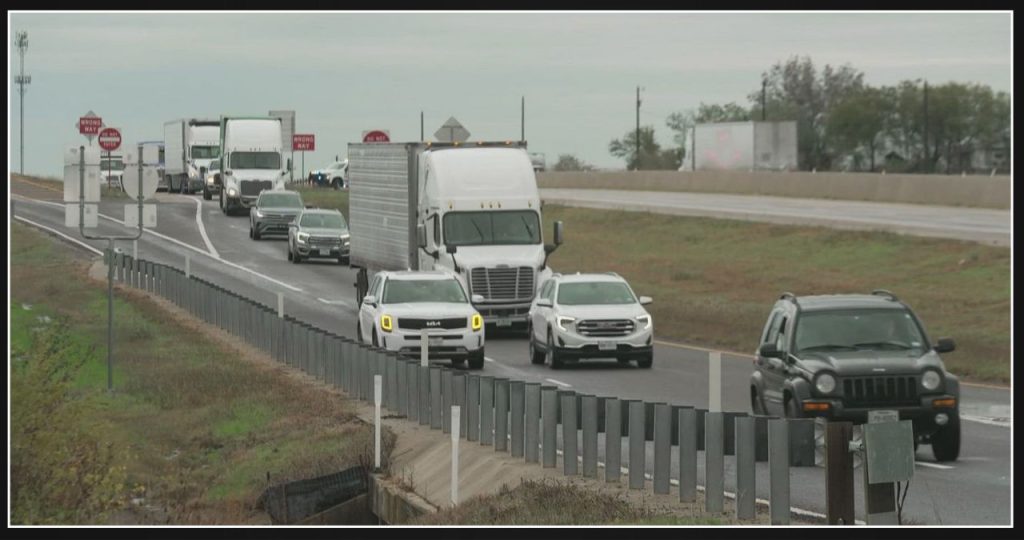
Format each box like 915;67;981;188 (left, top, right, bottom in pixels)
164;118;221;194
348;141;564;330
218;116;288;215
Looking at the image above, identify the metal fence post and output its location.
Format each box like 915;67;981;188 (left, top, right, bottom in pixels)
524;383;541;463
605;397;621;483
705;411;725;513
679;407;697;502
628;401;645;489
825;421;855;525
420;364;432;427
479;376;493;446
430;366;443;430
387;353;399;413
582;395;598;478
454;373;467;439
509;381;524;457
467;375;479;443
653;403;671;494
541;387;558;468
769;418;791;525
442;369;454;434
735;416;756;520
495;378;510;452
562;393;578;476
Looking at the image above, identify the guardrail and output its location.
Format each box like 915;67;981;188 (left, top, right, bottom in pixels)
112;250;829;525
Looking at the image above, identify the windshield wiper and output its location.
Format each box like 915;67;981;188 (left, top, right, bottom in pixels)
852;341;914;350
799;344;859;352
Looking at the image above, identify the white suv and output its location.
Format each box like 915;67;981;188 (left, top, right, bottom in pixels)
528;273;654;369
357;270;486;369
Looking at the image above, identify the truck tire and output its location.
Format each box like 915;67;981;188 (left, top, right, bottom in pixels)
220;191;227;215
931;412;961;462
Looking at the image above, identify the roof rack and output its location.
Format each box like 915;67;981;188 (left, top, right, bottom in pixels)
871;289;899;301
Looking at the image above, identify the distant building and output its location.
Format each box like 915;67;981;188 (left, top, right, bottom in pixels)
692;121;798;171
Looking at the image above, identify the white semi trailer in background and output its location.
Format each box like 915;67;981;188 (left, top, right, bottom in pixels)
164;118;221;194
218;116;288;215
348;141;564;330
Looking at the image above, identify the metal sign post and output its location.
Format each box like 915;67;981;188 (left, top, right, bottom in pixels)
374;375;383;471
75;142;152;392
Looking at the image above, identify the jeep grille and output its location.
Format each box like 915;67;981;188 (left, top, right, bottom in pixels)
842;376;919;406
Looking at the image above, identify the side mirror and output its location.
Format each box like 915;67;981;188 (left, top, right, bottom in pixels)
639;296;653;305
363;295;377;307
934;338;956;353
553;220;564;246
446;244;458;255
417;223;427;249
758;343;782;359
536;298;553;308
471;294;484;304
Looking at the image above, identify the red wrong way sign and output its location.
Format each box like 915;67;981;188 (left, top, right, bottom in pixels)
362;130;390;143
79;116;103;135
98;128;122;151
292;134;315;151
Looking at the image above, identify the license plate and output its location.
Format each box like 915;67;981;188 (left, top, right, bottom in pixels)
429;337;444;346
495;318;513;327
319;248;329;256
598;342;617;351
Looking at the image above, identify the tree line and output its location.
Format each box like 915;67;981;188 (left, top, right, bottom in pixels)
555;56;1009;174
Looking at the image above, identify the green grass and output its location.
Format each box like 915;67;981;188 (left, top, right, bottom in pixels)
10;222;377;524
294;187;1010;383
290;185;349;221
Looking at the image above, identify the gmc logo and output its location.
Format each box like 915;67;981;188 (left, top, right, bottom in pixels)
425;321;441;327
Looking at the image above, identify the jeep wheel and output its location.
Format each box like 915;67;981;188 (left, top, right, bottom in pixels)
931;412;961;462
547;331;564;369
636;353;653;369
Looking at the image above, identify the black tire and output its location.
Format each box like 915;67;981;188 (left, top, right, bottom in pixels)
931;412;961;462
547;331;564;369
451;358;467;369
528;328;546;365
356;321;364;344
287;245;293;261
751;387;766;415
371;328;379;347
203;187;212;201
637;353;653;369
468;351;485;370
220;190;226;214
332;178;342;190
249;226;253;239
253;225;261;240
337;256;346;265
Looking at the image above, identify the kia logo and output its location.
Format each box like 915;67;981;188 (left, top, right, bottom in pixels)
425;321;441;327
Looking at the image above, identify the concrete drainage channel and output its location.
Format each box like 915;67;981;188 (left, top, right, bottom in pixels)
111;251;829;525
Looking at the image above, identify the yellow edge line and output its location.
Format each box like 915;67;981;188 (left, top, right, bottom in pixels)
653;339;1008;390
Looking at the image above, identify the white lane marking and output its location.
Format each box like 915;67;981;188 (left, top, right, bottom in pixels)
545;378;572;388
962;414;1011;428
188;195;219;258
13;215;105;256
916;461;955;470
551;448;855;524
317;297;354;308
484;357;495;363
12;195;303;293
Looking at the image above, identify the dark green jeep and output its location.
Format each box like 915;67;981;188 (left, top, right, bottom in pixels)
749;290;960;462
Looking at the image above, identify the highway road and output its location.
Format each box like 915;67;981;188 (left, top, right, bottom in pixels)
10;181;1012;525
540;189;1012;247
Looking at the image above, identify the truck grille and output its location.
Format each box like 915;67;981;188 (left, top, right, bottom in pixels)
470;267;534;301
842;376;918;406
398;317;467;330
576;319;635;337
240;180;273;197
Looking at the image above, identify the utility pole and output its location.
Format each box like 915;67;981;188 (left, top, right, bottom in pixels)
761;77;767;122
923;80;929;173
15;31;31;175
635;86;642;171
521;96;525;142
420;111;424;142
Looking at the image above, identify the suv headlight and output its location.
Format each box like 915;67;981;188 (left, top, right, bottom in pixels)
556;315;575;332
253;209;264;218
380;314;393;333
921;369;942;391
341;234;350;245
297;232;309;244
814;372;837;394
471;313;483;331
635;314;652;331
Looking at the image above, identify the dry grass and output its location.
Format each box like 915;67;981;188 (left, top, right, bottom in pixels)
9;222;377;524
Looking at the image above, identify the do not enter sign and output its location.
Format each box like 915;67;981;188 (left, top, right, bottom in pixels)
98;128;122;152
362;130;390;143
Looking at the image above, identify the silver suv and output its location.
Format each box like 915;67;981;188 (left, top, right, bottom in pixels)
250;190;304;240
287;208;350;264
527;272;654;369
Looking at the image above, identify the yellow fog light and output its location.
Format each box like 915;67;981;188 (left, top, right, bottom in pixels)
471;313;483;331
380;314;393;333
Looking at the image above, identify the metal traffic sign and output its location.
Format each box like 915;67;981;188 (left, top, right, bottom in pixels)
63;145;101;203
434;117;470;143
292;134;315;151
98;127;122;152
78;111;103;135
362;129;390;143
121;148;160;202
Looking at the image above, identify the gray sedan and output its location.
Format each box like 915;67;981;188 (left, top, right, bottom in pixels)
287;209;350;264
250;190;304;240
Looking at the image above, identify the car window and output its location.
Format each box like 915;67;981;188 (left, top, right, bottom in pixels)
382;279;468;304
775;317;789;353
556;282;636;305
300;213;346;229
538;279;553;301
368;276;382;298
794;309;926;353
260;192;303;208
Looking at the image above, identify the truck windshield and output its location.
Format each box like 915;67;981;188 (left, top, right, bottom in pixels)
557;282;636;305
300;213;346;229
230;152;280;169
100;159;124;171
259;193;302;208
443;211;541;246
192;146;220;159
383;279;468;304
794;309;927;353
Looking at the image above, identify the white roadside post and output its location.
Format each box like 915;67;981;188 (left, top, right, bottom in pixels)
709;351;722;413
374;375;383;471
420;331;429;367
277;292;284;318
451;405;461;506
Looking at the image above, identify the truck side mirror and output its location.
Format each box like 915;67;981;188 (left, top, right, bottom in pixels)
934;338;956;353
417;223;427;249
553;220;564;246
446;244;458;255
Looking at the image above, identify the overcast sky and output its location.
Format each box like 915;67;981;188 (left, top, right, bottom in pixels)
7;11;1012;176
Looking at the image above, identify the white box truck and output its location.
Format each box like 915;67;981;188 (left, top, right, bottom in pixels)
218;116;288;215
349;141;564;329
164;118;221;195
137;140;164;194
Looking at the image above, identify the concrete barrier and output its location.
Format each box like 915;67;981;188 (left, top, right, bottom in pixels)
538;170;1010;209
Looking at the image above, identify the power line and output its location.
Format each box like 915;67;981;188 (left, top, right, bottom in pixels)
15;31;31;175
